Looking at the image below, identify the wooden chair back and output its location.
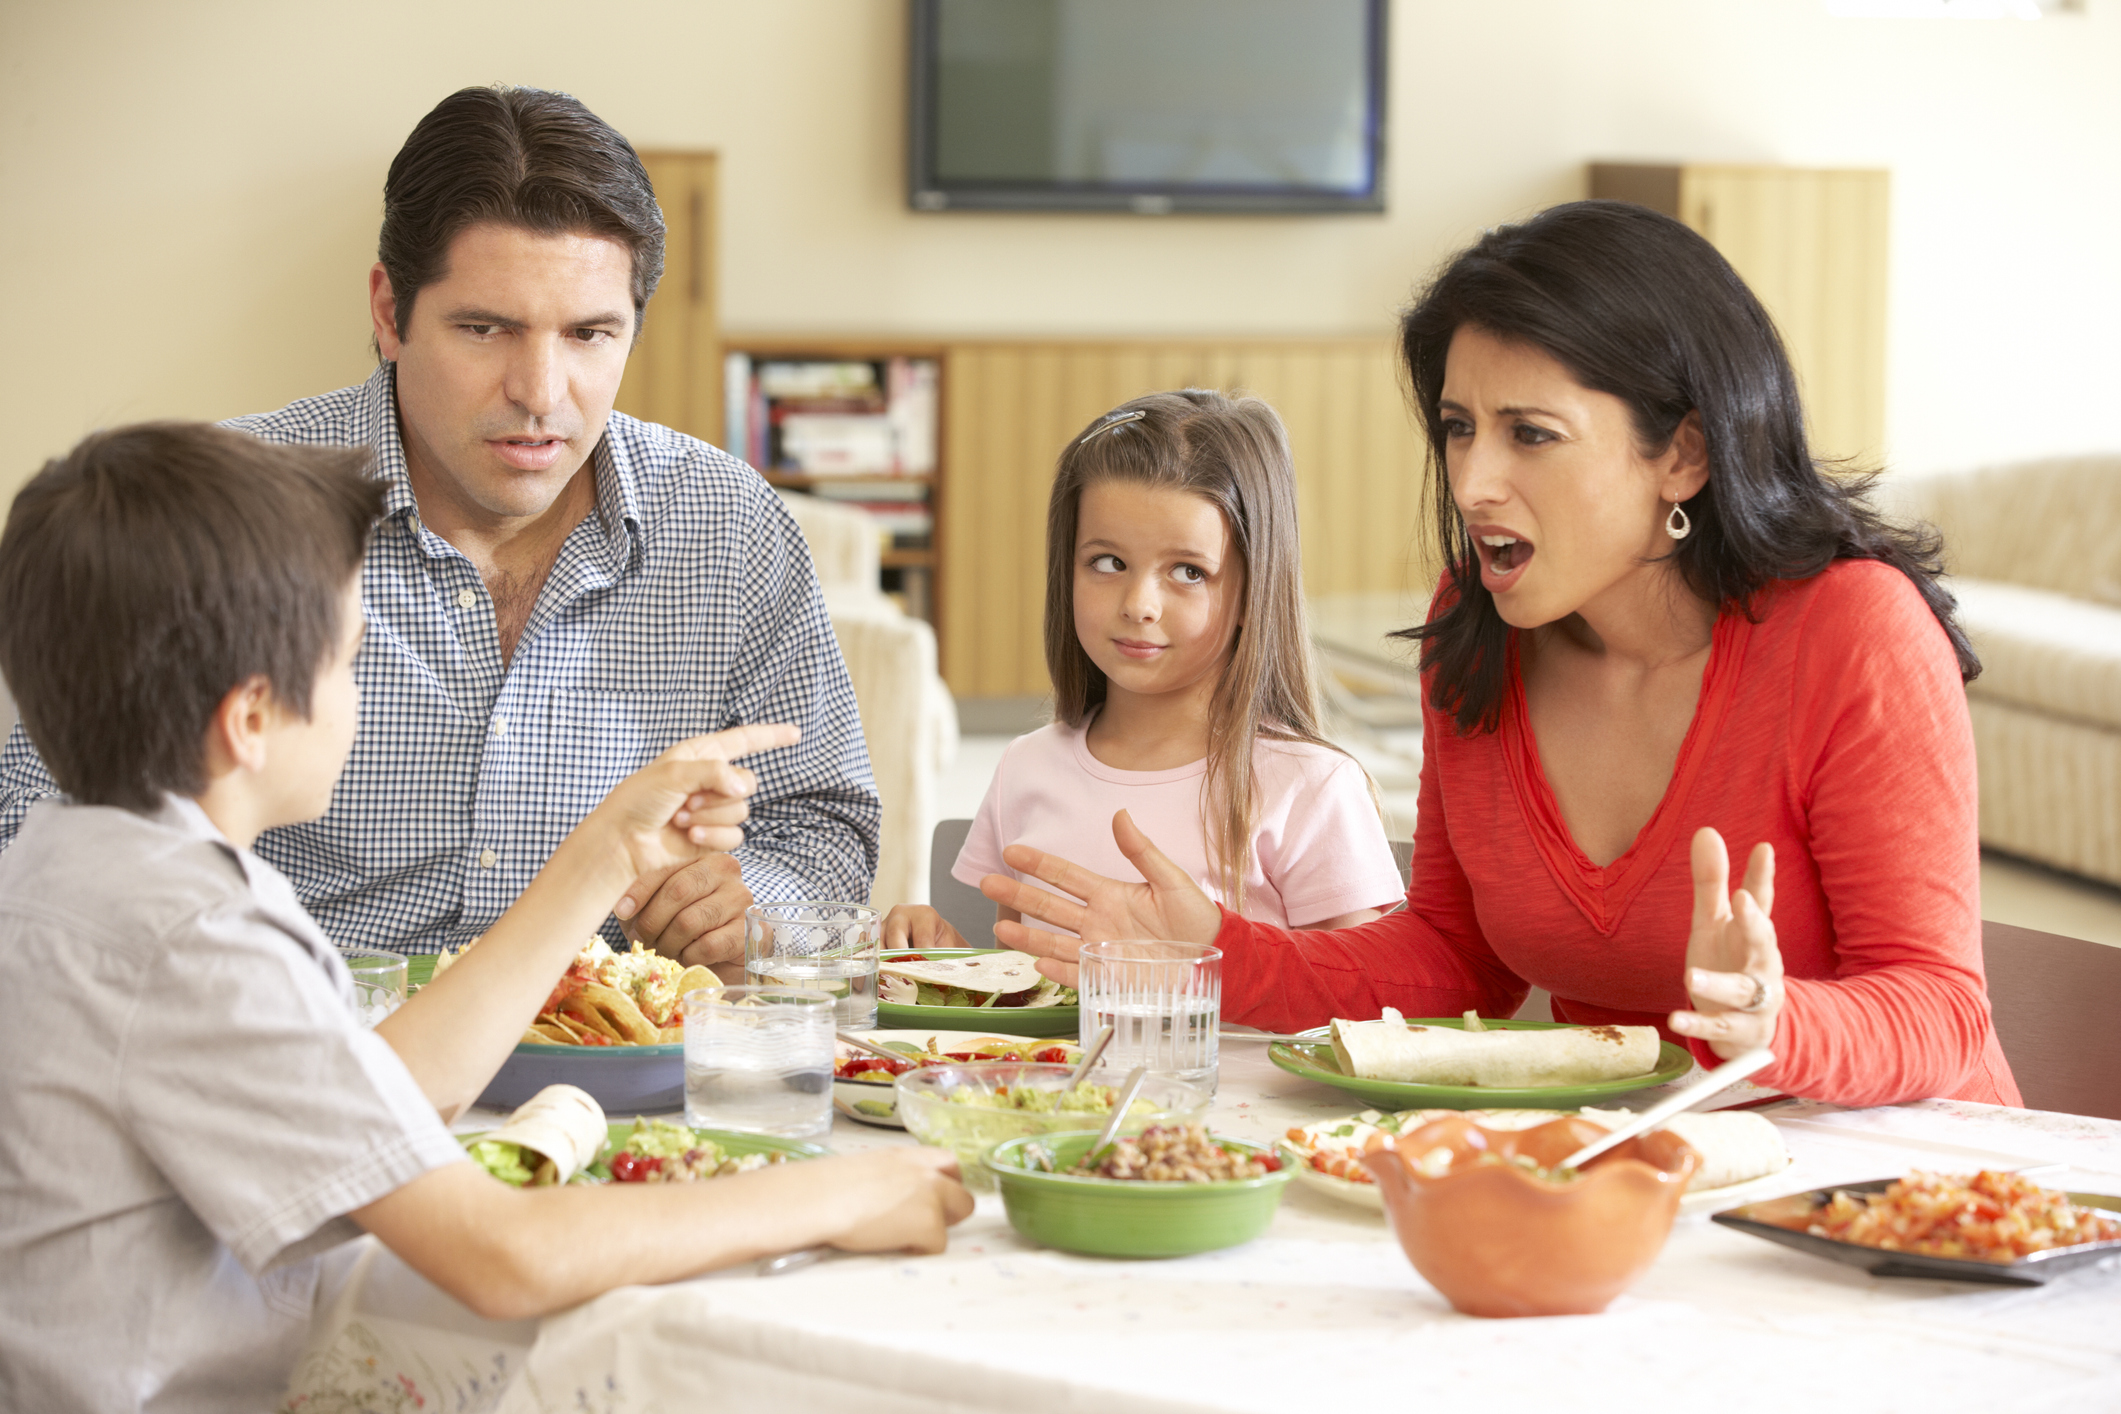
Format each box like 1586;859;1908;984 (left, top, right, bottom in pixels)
1982;920;2121;1120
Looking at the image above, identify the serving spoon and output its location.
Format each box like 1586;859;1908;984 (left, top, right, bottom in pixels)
1556;1048;1776;1172
1067;1025;1116;1086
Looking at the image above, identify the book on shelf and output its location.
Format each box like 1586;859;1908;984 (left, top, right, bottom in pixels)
723;353;939;478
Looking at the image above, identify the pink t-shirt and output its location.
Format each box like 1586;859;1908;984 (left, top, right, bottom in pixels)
953;718;1405;929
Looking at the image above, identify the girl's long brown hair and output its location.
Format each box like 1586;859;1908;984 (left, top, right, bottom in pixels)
1045;389;1346;912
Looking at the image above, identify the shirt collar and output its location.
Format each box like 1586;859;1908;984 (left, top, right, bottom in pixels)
362;362;643;574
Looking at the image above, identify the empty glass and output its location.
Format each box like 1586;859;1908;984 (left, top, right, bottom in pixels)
338;947;408;1029
683;985;837;1139
1077;939;1223;1091
743;901;881;1029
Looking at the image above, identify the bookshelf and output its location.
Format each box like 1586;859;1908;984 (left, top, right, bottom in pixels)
723;336;948;640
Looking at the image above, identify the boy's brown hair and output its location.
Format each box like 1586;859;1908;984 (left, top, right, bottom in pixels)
0;423;383;812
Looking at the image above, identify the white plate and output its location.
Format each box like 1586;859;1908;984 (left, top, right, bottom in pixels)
831;1029;1083;1129
1278;1107;1800;1215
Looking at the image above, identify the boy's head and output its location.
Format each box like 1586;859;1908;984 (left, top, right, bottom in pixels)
0;423;384;815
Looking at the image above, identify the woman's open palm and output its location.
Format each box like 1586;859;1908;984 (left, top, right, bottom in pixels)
1670;826;1784;1060
981;810;1223;987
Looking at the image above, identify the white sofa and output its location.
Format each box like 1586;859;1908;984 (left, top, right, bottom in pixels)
1898;456;2121;887
777;490;957;911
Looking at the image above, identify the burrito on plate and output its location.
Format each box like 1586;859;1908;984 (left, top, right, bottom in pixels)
1579;1107;1789;1191
465;1084;608;1187
1329;1009;1660;1087
878;950;1075;1009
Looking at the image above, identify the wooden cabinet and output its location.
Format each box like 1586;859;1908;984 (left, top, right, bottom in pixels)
1591;163;1890;464
722;335;947;638
612;151;721;443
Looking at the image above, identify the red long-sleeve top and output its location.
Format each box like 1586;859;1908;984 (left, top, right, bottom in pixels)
1222;560;2021;1108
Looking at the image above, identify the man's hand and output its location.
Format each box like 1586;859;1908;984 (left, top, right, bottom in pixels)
618;853;752;967
981;809;1222;987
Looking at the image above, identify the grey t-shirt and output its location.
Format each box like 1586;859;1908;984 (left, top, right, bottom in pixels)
0;797;468;1414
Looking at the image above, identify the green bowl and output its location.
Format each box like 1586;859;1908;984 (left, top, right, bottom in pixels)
876;948;1080;1038
984;1131;1293;1257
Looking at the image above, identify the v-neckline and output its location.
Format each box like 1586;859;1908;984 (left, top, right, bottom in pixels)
1499;611;1746;934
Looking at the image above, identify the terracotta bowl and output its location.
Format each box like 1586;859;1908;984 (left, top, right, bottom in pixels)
1360;1114;1699;1318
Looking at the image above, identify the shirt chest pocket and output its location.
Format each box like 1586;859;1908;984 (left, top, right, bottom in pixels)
536;691;724;836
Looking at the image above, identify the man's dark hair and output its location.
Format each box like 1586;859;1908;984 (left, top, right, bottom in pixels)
0;424;384;812
378;85;665;342
1396;199;1978;734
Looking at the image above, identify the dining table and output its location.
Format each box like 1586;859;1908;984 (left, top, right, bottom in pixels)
283;1039;2121;1414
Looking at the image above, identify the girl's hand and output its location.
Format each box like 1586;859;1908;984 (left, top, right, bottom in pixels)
590;724;802;887
883;905;970;951
1669;827;1783;1060
982;810;1223;988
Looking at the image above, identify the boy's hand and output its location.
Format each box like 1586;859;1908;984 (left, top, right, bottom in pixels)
590;724;801;903
883;904;971;950
816;1149;975;1255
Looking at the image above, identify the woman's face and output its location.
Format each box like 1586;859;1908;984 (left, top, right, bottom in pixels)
1072;479;1246;706
1439;325;1706;631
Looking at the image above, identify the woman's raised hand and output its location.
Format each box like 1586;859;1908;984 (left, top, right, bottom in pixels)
1669;826;1783;1060
981;810;1224;988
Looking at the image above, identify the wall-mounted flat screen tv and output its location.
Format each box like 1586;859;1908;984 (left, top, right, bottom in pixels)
908;0;1387;214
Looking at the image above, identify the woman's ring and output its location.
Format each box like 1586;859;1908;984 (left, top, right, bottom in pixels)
1739;974;1769;1012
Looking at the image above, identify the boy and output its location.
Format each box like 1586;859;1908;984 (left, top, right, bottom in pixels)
0;423;970;1414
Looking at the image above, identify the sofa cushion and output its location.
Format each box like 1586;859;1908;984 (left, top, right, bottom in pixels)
1952;577;2121;732
1898;456;2121;608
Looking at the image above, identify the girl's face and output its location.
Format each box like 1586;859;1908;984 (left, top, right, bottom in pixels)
1440;324;1707;630
1073;479;1246;706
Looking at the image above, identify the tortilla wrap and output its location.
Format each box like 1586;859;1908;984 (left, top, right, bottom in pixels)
1329;1009;1660;1087
482;1084;607;1185
1579;1107;1788;1191
880;951;1045;997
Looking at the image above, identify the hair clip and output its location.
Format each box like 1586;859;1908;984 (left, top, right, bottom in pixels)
1076;409;1147;445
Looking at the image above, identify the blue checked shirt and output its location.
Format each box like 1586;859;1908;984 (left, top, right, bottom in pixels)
0;365;880;952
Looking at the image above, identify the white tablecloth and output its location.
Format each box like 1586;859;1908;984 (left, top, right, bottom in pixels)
283;1046;2121;1414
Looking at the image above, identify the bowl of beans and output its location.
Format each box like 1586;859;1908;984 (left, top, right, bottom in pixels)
982;1123;1293;1257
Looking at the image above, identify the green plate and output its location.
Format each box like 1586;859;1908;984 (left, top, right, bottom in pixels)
876;948;1080;1039
595;1119;830;1163
406;953;438;988
985;1131;1292;1258
462;1119;829;1180
1268;1018;1694;1110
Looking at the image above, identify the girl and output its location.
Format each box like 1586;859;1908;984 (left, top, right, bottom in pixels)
888;390;1403;947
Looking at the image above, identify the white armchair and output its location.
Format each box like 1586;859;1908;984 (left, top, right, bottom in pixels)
1897;456;2121;887
777;490;958;910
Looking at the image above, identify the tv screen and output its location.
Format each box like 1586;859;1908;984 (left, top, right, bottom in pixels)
908;0;1387;214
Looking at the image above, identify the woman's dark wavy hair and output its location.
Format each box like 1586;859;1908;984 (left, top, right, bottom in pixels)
1397;200;1978;734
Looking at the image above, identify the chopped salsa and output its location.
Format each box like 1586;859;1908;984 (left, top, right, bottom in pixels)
1782;1170;2121;1263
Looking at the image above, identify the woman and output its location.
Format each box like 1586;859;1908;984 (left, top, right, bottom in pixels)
986;201;2020;1109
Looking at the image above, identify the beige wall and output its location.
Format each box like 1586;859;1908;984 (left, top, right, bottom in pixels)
3;0;2119;501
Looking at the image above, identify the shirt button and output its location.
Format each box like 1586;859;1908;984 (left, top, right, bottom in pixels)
492;715;508;737
478;848;497;869
456;588;476;609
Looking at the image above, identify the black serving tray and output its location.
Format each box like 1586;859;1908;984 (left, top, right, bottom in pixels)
1712;1178;2121;1286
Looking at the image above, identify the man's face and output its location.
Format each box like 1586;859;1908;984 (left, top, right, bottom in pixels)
370;222;636;525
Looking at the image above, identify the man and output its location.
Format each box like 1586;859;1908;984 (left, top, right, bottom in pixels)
0;85;879;966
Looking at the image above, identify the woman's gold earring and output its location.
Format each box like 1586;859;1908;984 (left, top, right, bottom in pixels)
1665;499;1692;541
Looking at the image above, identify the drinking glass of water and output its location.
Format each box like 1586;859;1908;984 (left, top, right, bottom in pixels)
683;985;837;1139
338;947;408;1029
743;901;882;1030
1078;939;1222;1091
